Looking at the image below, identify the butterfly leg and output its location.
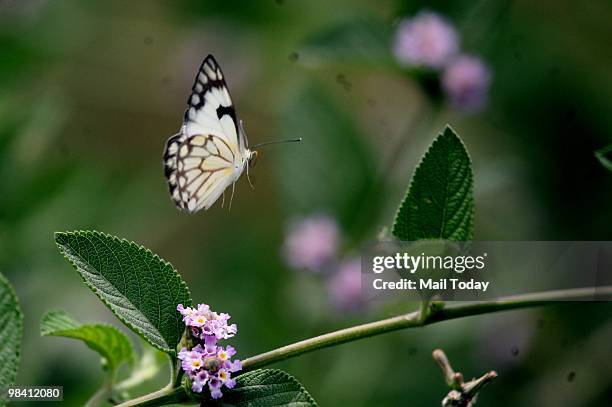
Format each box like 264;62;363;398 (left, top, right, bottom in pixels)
221;191;226;208
228;181;236;211
246;164;255;190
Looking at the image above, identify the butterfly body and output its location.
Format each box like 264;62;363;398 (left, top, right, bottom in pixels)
163;55;255;214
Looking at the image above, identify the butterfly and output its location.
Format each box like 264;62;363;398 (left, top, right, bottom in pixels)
163;54;257;214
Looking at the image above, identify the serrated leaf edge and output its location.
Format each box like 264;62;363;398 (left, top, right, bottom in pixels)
54;230;192;354
595;144;612;172
391;125;474;241
233;369;318;406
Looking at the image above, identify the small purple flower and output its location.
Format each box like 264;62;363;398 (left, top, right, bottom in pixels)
393;11;459;69
177;304;195;325
192;370;209;393
212;314;237;339
442;55;491;112
177;304;238;341
328;257;364;311
203;335;218;355
208;376;223;399
283;215;340;271
218;368;236;388
226;359;242;373
176;303;242;400
179;347;205;375
197;304;211;313
218;345;236;361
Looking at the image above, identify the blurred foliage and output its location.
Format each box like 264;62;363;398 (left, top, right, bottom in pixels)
277;84;380;240
0;0;611;405
595;144;612;172
298;17;395;68
0;271;23;406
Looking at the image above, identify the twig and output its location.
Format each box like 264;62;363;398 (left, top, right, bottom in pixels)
433;349;497;407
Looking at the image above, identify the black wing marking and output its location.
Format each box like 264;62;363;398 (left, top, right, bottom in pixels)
183;55;244;149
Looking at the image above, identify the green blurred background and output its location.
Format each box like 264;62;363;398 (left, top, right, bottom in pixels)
1;0;612;405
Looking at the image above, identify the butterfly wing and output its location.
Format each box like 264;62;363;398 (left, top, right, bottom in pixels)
164;55;248;213
184;55;247;152
164;133;238;213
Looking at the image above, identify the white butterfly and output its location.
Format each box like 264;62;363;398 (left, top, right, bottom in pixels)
163;55;256;214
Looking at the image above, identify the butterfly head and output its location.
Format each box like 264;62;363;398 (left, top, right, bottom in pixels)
248;149;259;168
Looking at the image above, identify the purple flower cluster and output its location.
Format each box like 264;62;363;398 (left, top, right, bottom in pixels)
393;11;458;69
442;55;491;112
283;215;339;271
177;304;242;399
283;214;365;312
327;257;363;311
393;10;491;112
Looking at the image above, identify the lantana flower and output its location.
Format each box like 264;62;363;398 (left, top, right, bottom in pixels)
177;303;242;399
283;215;340;271
327;257;364;311
442;55;491;112
392;10;492;114
393;11;459;69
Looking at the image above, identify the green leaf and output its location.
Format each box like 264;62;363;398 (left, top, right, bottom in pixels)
392;126;474;241
0;272;23;406
40;309;133;374
203;369;317;406
595;144;612;172
299;18;393;67
54;231;192;354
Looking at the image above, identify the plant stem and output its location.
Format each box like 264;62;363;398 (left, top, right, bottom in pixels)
167;355;179;388
115;387;188;407
241;286;612;371
85;384;111;407
85;370;115;407
119;286;611;406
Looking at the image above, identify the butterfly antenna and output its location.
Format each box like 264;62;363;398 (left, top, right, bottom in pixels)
251;138;302;149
